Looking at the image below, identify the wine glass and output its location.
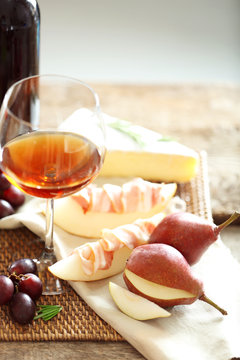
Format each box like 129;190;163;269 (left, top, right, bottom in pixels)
0;75;105;295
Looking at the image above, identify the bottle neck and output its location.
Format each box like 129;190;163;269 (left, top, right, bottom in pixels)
0;0;40;30
0;0;40;105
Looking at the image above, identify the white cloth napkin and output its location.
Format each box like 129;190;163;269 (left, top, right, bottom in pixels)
0;199;240;360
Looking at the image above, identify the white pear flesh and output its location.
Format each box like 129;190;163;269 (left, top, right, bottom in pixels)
49;246;132;281
53;183;177;238
124;269;195;300
109;282;171;320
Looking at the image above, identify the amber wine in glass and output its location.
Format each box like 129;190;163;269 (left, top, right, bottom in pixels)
0;75;105;294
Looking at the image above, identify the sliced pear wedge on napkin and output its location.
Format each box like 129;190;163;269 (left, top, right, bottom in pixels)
109;282;171;320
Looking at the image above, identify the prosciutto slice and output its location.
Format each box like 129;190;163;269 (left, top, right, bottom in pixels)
72;178;167;214
73;213;163;275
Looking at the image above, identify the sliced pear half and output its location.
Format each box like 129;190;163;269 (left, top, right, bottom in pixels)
124;268;195;300
109;282;171;320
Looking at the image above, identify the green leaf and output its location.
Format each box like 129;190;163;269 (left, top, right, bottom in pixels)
108;119;145;147
34;304;63;321
108;119;173;146
157;136;174;142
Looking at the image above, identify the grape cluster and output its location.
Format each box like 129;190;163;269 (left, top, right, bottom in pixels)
0;258;43;324
0;170;25;219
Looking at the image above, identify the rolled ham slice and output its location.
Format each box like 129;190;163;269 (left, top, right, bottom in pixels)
54;178;177;238
72;178;168;213
49;212;164;281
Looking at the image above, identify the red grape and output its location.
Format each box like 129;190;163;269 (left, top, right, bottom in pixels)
0;199;14;219
2;185;25;208
8;258;37;276
0;275;14;305
0;171;25;218
18;273;42;300
0;172;11;190
9;292;36;324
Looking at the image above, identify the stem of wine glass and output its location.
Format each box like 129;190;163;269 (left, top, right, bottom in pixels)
45;198;54;250
37;198;63;295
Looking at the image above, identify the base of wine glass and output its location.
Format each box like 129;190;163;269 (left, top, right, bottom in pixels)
37;248;63;296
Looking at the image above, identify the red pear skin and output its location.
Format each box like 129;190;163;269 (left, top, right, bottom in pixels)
124;243;201;307
149;211;240;265
124;244;227;315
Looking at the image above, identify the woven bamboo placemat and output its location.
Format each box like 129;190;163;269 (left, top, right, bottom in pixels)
0;229;124;342
0;151;210;342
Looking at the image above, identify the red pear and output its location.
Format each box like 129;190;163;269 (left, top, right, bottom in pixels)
123;243;227;315
149;211;240;265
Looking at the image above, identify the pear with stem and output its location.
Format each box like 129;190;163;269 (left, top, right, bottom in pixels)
149;211;240;265
124;244;228;315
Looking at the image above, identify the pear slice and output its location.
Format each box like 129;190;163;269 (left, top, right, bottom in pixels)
109;282;171;320
124;268;195;300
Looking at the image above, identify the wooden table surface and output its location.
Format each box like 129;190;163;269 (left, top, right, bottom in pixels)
2;83;240;360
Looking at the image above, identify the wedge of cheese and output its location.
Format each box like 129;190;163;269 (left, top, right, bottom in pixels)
60;109;199;183
100;114;199;182
54;178;176;238
49;212;164;281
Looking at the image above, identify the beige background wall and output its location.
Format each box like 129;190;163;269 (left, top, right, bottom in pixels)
37;0;240;84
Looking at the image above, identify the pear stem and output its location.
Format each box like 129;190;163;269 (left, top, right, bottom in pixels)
216;211;240;234
199;294;228;315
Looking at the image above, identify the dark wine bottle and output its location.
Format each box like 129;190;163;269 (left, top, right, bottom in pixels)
0;0;40;105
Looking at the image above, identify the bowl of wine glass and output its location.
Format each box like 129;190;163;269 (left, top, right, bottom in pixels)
0;74;106;295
